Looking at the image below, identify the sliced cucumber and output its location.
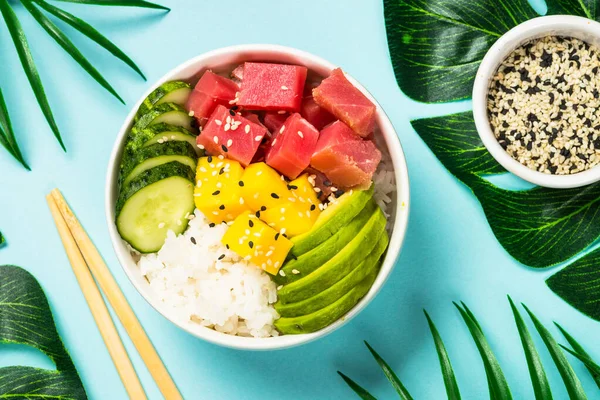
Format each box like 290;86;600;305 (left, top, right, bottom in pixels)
120;141;198;187
116;162;195;253
124;123;199;156
131;103;195;134
134;81;192;122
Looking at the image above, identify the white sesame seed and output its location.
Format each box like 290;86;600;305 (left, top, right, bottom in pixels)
158;222;165;228
198;144;205;149
245;125;250;133
213;136;219;144
292;269;300;275
297;131;304;138
227;139;233;147
279;269;286;276
280;125;285;133
188;111;195;117
255;135;262;142
215;119;222;126
281;85;288;90
278;110;286;114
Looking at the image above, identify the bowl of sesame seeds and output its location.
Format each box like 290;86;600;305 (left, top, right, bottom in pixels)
473;15;600;188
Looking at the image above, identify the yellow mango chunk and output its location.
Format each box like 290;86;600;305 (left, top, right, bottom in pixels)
289;174;321;223
194;156;249;223
221;211;293;275
240;162;291;211
260;202;315;237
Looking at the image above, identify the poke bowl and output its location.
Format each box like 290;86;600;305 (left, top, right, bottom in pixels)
105;44;410;350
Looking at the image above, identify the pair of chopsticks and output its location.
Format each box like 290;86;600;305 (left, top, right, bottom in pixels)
47;189;182;400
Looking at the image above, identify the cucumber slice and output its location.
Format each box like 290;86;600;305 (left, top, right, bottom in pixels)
134;81;192;122
124;123;198;156
116;162;195;253
120;141;198;187
132;103;195;133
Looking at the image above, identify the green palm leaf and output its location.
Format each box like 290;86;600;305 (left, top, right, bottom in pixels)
33;0;146;80
364;341;414;399
21;0;124;104
338;372;377;400
522;305;587;400
54;0;170;10
555;323;600;389
0;0;65;150
0;232;5;246
560;346;600;378
424;310;461;400
454;302;512;400
508;297;552;399
0;89;29;169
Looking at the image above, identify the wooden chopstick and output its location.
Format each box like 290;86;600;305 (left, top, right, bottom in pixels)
48;189;182;400
47;195;147;400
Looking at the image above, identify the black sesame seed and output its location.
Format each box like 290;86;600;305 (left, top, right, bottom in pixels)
549;92;555;104
218;254;225;260
275;233;280;241
255;211;261;218
527;113;538;122
219;167;225;175
231;105;239;111
310;204;316;211
238;180;244;187
209;223;216;228
212;190;220;195
190;237;197;244
248;241;254;248
271;193;279;199
334;190;345;197
260;206;266;211
249;220;254;228
229;109;236;116
219;204;225;210
502;121;509;128
287;184;298;190
221;144;228;152
323;180;332;187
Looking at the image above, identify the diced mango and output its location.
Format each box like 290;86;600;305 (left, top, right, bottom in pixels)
240;162;291;211
260;202;315;237
289;174;321;223
194;156;249;223
221;211;293;275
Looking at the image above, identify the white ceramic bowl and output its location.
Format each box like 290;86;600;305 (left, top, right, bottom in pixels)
473;15;600;188
105;44;410;350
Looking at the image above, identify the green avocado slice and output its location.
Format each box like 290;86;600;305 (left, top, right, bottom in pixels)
274;267;381;334
275;200;377;285
275;232;389;318
290;185;374;257
277;206;386;304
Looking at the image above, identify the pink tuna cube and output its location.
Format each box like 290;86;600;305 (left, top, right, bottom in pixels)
197;105;267;166
313;68;376;137
186;71;239;126
301;95;335;130
266;113;319;179
238;63;307;112
310;120;381;189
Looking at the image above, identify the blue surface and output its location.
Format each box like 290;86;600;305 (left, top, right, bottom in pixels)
1;0;600;399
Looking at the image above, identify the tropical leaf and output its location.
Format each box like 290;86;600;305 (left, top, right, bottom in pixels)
424;311;461;400
522;305;587;399
454;302;512;399
411;112;600;268
32;0;146;80
21;0;124;104
0;0;65;150
0;265;86;398
365;342;414;399
383;0;538;103
560;346;600;379
54;0;170;10
545;0;599;18
555;323;600;389
0;232;5;246
546;248;600;322
0;88;29;169
508;296;552;399
337;372;377;400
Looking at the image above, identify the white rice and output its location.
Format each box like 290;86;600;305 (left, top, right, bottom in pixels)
373;160;395;220
138;209;279;338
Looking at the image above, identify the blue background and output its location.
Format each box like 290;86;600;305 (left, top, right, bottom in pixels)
1;0;600;398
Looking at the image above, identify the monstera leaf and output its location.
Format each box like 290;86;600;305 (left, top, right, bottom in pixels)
340;298;596;399
0;265;86;399
384;0;600;322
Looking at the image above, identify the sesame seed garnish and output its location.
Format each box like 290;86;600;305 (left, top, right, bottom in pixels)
275;261;281;268
310;204;316;211
212;190;220;195
279;269;285;276
278;110;286;114
221;144;228;152
275;233;280;240
249;220;254;227
255;210;261;218
277;285;283;291
271;193;279;199
272;138;277;146
297;131;304;138
213;136;219;144
288;184;298;190
158;222;165;229
238;180;244;186
266;250;273;256
261;206;267;211
200;167;207;172
280;125;285;133
219;204;225;210
176;219;182;226
245;229;251;235
198;144;205;149
281;85;289;90
256;171;263;176
245;125;250;133
248;241;254;248
209;222;216;227
190;237;196;244
218;254;225;260
255;135;262;142
280;228;286;235
239;198;244;204
215;120;222;126
157;139;164;144
292;269;300;275
188;111;195;117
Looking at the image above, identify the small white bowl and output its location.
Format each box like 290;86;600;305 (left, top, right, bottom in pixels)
105;44;410;350
473;15;600;188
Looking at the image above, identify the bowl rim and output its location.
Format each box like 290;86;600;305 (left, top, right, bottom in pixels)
473;15;600;189
104;44;411;350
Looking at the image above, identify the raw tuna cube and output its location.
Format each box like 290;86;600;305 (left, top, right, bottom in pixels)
301;95;335;130
186;71;239;126
313;68;376;137
311;120;381;189
231;64;244;82
266;113;319;179
197;105;267;166
238;63;307;112
263;112;288;133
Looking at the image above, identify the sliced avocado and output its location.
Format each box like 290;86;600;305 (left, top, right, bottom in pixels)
290;185;374;257
275;232;388;318
274;268;380;334
277;206;386;304
275;200;377;285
